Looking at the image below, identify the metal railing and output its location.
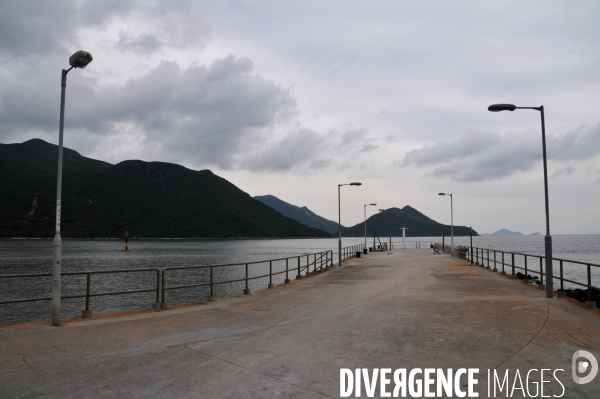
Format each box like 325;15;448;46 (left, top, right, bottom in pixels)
466;246;600;302
1;251;334;321
340;244;365;261
0;243;378;323
161;250;333;307
391;241;433;249
0;268;161;318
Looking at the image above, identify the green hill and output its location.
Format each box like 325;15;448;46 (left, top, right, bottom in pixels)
0;139;331;238
340;206;477;237
254;195;340;234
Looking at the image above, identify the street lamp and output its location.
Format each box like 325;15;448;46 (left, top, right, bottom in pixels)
338;182;362;267
52;50;93;327
364;203;377;251
379;208;391;250
488;103;553;299
438;193;453;256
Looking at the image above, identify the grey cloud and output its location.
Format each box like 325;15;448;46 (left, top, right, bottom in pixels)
0;54;297;170
551;166;575;179
241;129;323;171
0;0;214;59
237;123;382;173
361;144;378;152
95;56;296;169
402;125;600;182
330;127;369;148
310;158;331;169
0;0;79;57
549;123;600;161
402;130;501;167
117;32;164;55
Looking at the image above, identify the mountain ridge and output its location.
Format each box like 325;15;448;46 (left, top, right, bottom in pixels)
254;195;340;234
0;139;330;238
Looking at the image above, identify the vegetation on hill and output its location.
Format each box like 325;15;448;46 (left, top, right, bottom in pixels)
0;139;331;238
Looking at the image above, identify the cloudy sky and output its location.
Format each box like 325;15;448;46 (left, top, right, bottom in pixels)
1;0;599;234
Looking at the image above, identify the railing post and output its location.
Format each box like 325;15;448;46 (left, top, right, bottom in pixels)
586;264;596;308
153;269;161;309
161;269;169;309
82;273;92;318
244;263;250;294
510;253;516;279
557;260;565;297
296;257;302;279
268;261;274;288
493;250;497;271
208;266;215;301
523;256;529;284
486;249;490;268
305;255;310;276
313;253;317;274
560;260;564;291
538;257;545;289
501;252;506;275
285;258;290;283
481;248;484;266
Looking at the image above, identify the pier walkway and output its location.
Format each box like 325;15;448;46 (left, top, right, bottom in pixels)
2;249;600;398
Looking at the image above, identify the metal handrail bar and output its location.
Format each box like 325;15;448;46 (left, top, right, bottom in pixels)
0;268;160;308
162;250;333;304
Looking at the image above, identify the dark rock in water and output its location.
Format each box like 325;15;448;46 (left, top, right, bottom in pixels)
564;288;600;307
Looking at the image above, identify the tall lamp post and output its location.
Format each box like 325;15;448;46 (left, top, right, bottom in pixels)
488;103;553;299
364;203;377;250
52;51;94;327
438;193;453;256
338;182;362;267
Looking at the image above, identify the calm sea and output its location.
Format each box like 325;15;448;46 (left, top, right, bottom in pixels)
1;235;598;325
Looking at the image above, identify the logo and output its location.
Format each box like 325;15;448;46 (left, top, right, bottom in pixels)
572;350;598;385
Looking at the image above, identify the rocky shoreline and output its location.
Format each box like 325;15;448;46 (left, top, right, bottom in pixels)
515;272;599;306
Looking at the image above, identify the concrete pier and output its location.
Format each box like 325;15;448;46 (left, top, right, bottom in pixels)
2;249;600;398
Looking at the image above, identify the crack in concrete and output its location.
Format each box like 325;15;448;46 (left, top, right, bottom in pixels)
492;302;550;371
184;345;335;398
0;352;32;373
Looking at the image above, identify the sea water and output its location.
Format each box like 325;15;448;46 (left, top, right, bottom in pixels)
1;236;598;326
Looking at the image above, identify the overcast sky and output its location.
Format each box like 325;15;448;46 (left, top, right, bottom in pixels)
1;0;599;234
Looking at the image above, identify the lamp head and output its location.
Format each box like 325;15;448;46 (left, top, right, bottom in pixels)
370;203;377;206
350;182;362;186
69;50;93;69
438;193;445;196
488;104;516;112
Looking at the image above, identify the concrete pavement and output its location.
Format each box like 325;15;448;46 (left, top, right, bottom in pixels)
1;249;600;398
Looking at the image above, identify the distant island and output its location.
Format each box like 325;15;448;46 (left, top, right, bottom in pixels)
481;229;542;236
